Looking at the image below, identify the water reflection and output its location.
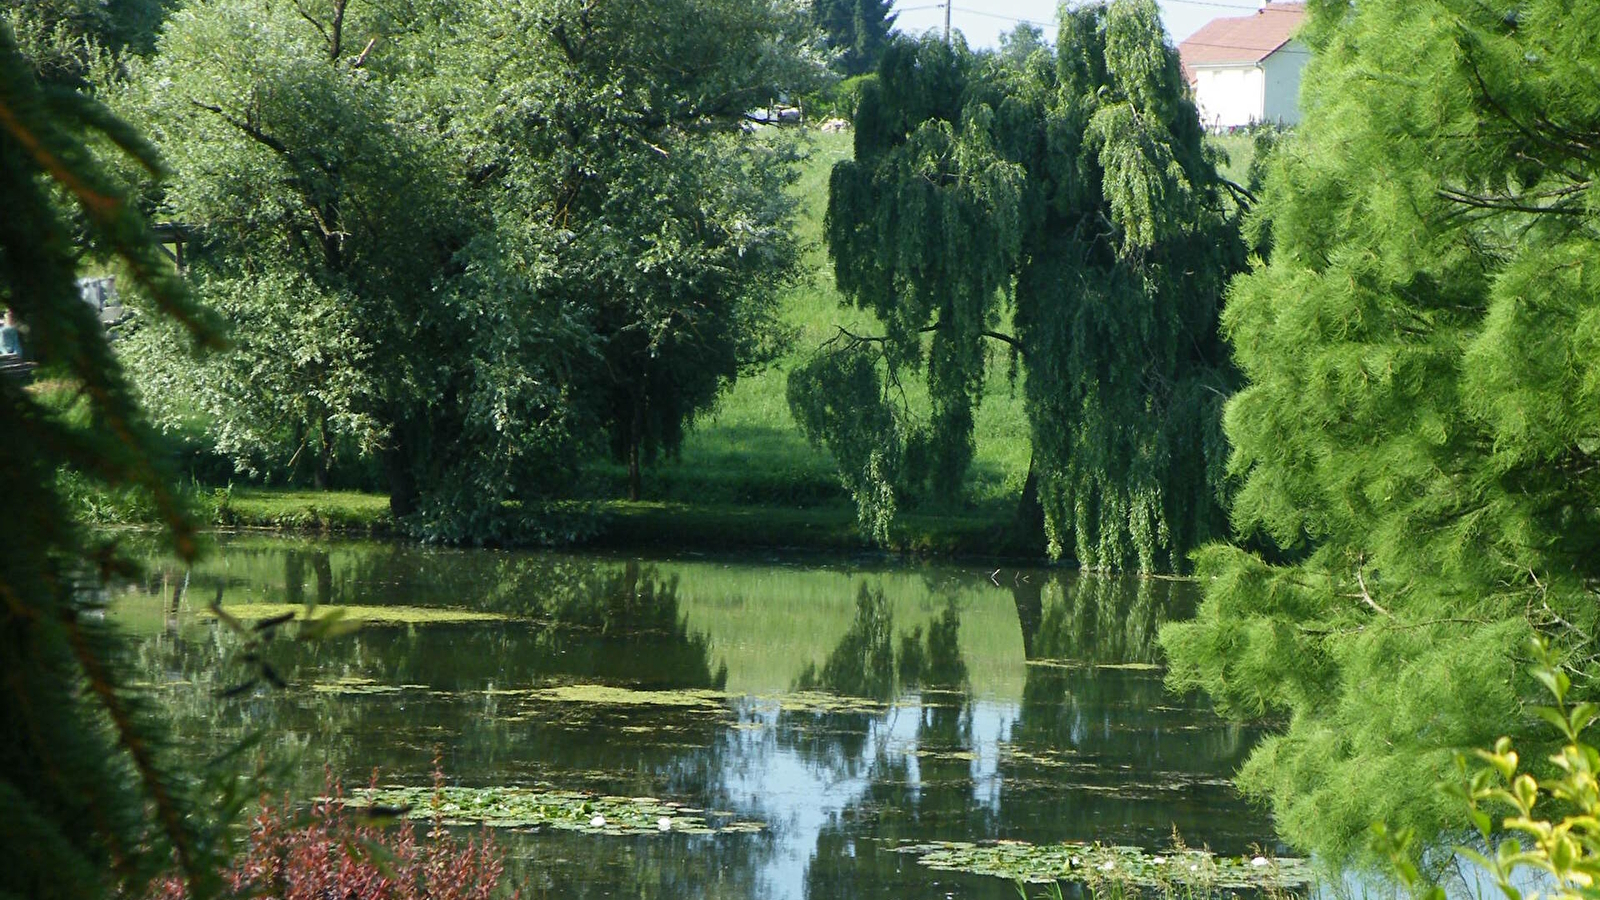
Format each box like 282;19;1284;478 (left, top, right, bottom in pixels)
110;537;1274;899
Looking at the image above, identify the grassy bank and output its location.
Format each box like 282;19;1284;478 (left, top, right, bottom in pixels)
197;487;1034;558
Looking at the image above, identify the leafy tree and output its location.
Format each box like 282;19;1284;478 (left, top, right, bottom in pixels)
996;22;1048;68
3;0;176;87
0;19;231;899
813;0;897;77
1160;0;1600;863
795;2;1243;569
444;0;817;500
119;0;588;534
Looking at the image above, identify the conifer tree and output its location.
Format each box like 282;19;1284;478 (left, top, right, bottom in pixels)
813;0;897;77
0;20;230;899
793;1;1242;569
1160;0;1600;862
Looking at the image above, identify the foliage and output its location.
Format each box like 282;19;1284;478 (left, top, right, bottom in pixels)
441;0;819;499
805;72;876;122
812;0;897;77
148;775;506;900
2;0;175;87
117;0;589;535
1377;641;1600;900
996;23;1049;69
1160;0;1600;863
796;1;1242;570
0;17;233;900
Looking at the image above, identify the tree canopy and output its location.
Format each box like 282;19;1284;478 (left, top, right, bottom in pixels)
813;0;896;77
118;0;593;539
794;1;1243;570
1160;0;1600;863
440;0;816;500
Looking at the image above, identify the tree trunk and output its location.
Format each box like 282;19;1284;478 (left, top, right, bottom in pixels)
385;427;418;519
627;438;643;502
626;397;644;501
1012;453;1046;554
313;413;332;490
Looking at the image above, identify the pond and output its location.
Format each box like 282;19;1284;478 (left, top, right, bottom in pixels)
108;535;1284;899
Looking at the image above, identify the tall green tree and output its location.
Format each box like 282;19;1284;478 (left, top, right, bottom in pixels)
813;0;896;77
444;0;818;500
794;2;1242;569
0;19;231;899
119;0;588;535
3;0;176;87
996;22;1048;68
1160;0;1600;863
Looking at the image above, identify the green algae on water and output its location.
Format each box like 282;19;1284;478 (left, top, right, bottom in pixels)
528;684;729;707
898;840;1313;891
347;785;764;836
204;603;508;625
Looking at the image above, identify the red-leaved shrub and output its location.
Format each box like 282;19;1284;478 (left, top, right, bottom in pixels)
149;770;509;900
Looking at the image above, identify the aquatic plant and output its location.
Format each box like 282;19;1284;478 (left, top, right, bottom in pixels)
348;785;764;837
899;839;1312;893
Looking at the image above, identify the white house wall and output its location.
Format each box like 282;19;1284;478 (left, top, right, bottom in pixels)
1261;41;1309;125
1191;64;1264;129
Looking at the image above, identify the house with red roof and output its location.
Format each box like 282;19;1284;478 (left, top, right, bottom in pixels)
1178;2;1308;130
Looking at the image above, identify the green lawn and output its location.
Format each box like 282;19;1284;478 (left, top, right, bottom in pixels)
214;488;395;532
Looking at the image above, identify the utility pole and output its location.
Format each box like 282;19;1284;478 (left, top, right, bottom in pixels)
943;1;952;44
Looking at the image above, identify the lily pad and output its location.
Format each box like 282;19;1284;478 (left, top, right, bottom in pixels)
347;785;764;836
897;840;1313;892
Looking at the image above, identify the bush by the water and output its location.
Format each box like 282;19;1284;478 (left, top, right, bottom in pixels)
147;774;508;900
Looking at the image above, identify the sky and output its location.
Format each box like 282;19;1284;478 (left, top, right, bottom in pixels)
889;0;1267;48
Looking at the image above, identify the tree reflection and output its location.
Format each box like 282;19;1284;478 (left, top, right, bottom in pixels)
1000;573;1261;850
112;540;732;802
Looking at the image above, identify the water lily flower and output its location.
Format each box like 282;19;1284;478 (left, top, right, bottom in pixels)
1152;857;1166;864
658;817;672;832
1250;856;1269;867
1099;861;1115;871
589;814;606;827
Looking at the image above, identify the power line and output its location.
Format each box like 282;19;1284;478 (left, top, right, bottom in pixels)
949;5;1051;27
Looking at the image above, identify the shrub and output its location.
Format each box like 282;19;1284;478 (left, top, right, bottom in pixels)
148;772;509;900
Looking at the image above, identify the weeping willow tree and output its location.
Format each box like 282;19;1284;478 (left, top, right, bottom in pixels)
0;19;232;900
790;0;1243;569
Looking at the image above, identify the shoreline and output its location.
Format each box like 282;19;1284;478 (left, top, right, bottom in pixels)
193;488;1049;562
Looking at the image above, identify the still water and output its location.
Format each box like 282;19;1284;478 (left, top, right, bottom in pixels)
110;535;1278;898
